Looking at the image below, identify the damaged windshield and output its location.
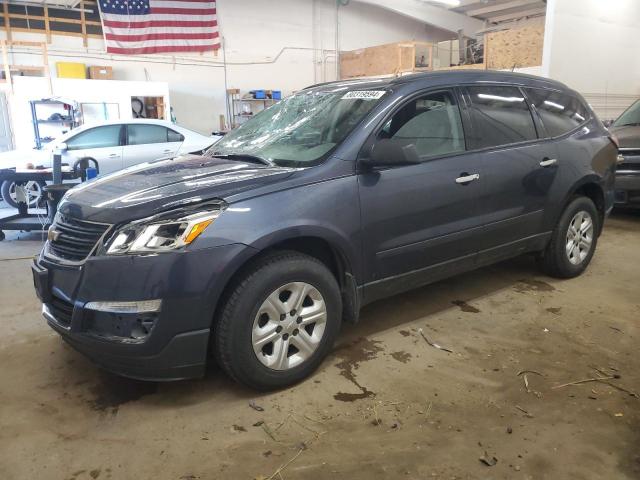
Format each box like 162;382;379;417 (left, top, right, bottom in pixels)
209;88;388;166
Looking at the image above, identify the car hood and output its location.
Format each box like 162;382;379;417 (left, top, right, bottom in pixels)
58;154;297;224
178;134;222;155
0;148;52;169
610;125;640;149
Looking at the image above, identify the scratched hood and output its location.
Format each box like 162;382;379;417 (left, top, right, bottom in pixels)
58;155;296;224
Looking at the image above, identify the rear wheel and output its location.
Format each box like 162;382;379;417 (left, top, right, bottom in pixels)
213;251;342;390
537;196;599;278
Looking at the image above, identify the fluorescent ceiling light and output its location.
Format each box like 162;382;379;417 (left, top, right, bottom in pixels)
478;93;524;103
544;100;565;110
424;0;462;6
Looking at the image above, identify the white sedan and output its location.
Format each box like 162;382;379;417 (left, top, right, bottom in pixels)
0;119;221;208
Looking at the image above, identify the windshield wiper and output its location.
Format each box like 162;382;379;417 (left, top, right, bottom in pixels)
616;122;640;127
211;153;273;166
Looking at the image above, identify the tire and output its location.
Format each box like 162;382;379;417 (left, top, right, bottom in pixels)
213;250;342;390
537;196;599;278
1;180;45;209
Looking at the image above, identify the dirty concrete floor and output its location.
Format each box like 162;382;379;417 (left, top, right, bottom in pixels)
0;210;639;480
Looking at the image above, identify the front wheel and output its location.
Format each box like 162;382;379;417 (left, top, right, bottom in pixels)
213;251;342;390
1;180;45;209
537;196;599;278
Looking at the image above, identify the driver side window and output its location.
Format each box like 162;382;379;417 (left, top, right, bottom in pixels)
380;90;466;158
66;125;122;151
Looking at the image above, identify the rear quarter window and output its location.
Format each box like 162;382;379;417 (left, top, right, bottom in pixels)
524;88;589;138
167;129;185;142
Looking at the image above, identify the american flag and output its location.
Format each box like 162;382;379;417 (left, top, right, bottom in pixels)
98;0;220;55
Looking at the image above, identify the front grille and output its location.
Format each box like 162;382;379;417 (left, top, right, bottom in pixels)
617;162;640;172
619;148;640;157
48;296;74;326
47;215;111;262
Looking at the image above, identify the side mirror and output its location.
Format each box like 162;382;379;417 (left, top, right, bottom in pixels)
365;139;420;167
603;119;614;128
57;142;68;152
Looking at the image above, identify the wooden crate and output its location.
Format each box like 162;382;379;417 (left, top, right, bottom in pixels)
340;41;432;79
485;19;545;70
339;20;545;79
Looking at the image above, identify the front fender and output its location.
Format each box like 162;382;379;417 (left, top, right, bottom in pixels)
194;176;363;281
247;223;361;280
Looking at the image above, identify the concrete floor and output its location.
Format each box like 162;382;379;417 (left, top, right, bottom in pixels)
0;204;639;480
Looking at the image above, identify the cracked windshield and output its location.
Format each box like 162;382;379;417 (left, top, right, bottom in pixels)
210;89;388;166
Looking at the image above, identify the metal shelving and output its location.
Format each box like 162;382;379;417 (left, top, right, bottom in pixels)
30;99;80;149
227;89;280;128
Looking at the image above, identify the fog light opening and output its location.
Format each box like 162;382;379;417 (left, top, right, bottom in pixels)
131;317;156;340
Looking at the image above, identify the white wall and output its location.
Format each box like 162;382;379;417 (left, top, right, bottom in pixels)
0;0;453;144
542;0;640;119
1;77;169;150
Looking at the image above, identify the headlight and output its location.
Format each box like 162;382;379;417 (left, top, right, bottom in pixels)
106;204;225;255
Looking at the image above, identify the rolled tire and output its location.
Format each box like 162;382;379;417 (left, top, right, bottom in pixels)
537;196;599;278
213;250;342;390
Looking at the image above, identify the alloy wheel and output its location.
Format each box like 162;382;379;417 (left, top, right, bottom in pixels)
251;282;327;370
565;210;594;265
9;181;43;208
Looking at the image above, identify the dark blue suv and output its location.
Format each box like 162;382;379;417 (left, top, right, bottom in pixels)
32;71;617;389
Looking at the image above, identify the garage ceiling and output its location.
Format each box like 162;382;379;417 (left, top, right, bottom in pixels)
449;0;547;25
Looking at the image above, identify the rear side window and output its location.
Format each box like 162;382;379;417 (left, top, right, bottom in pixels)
525;88;589;137
127;124;184;145
465;86;538;149
379;90;466;158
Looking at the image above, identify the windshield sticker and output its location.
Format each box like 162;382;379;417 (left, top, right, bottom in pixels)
341;90;386;100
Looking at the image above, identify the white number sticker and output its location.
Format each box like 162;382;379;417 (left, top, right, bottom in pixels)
341;90;386;100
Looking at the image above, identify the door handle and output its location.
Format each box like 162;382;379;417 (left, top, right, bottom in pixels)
108;153;119;158
539;158;557;167
455;173;480;185
163;149;172;153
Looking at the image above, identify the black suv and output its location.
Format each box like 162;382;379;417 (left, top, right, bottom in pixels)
32;71;616;390
609;99;640;207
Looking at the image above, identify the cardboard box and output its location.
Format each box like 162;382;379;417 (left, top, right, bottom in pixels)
89;66;113;80
56;62;87;79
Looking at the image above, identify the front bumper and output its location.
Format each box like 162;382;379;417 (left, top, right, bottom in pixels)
33;243;256;381
615;150;640;207
614;173;640;207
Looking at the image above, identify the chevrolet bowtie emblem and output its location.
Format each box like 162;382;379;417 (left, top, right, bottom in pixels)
47;227;61;242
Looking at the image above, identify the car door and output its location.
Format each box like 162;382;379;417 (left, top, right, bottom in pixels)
358;88;483;299
63;124;124;176
123;123;184;168
460;85;560;261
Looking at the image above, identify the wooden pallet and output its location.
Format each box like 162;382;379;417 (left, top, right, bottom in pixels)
0;40;51;94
